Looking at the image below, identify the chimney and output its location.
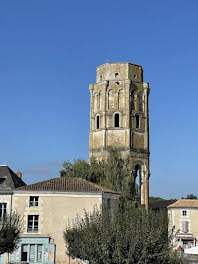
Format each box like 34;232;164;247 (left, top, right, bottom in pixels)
16;170;22;179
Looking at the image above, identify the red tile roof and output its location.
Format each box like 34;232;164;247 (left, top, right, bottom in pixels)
17;177;118;194
168;199;198;208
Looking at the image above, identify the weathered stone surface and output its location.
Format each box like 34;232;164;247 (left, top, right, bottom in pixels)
89;62;150;210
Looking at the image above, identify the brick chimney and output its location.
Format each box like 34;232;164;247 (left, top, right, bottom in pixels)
16;170;22;179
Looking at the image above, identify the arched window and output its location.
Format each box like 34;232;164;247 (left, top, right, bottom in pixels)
114;113;119;127
135;114;140;129
134;164;142;202
96;115;100;129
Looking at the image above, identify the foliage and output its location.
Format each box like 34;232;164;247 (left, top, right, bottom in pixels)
64;205;183;264
149;196;164;204
183;194;197;200
60;148;135;204
0;212;22;254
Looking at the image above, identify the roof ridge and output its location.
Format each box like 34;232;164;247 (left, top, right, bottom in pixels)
16;176;119;194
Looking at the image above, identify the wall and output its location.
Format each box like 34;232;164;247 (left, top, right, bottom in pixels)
13;191;119;264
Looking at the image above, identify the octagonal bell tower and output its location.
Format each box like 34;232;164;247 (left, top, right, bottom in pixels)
89;62;150;209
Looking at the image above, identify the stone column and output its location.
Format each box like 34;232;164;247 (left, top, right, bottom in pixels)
144;171;149;211
102;81;109;149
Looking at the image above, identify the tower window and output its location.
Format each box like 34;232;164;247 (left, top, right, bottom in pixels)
96;115;100;129
115;72;119;77
134;74;137;79
135;114;140;129
114;113;119;127
100;75;102;81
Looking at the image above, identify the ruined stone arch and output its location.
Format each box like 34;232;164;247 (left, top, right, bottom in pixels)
131;161;146;203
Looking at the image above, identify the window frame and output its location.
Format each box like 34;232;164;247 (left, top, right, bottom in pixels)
29;196;39;207
96;115;100;129
135;114;140;129
0;203;7;220
27;215;39;233
182;210;187;216
181;220;189;233
114;113;120;128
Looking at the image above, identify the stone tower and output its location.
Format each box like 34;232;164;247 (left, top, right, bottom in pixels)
89;62;150;209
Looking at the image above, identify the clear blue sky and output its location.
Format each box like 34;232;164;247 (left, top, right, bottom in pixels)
1;0;198;199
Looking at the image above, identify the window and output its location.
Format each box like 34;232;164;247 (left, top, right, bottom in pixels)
37;245;43;262
96;115;100;129
182;210;187;216
29;245;36;262
22;245;28;261
115;72;119;77
28;215;39;233
181;221;189;233
135;114;140;129
107;199;111;210
0;203;7;220
29;196;39;207
114;113;119;127
134;74;137;79
21;244;43;262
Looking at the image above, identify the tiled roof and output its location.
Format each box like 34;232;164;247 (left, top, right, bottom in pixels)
17;177;118;194
168;199;198;208
0;165;26;191
150;199;177;210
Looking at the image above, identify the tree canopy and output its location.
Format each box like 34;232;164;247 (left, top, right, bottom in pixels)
64;205;183;264
184;194;197;200
0;212;22;255
60;148;136;205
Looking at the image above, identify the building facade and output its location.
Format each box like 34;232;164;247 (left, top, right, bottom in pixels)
0;165;26;264
89;62;150;208
168;199;198;250
0;168;119;264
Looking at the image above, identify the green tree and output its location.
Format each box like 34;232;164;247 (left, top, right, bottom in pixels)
184;194;197;200
149;196;164;204
60;148;135;204
0;212;22;255
64;206;183;264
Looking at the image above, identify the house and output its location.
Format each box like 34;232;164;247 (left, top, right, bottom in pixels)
150;199;176;212
0;165;26;264
168;199;198;250
9;176;119;264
